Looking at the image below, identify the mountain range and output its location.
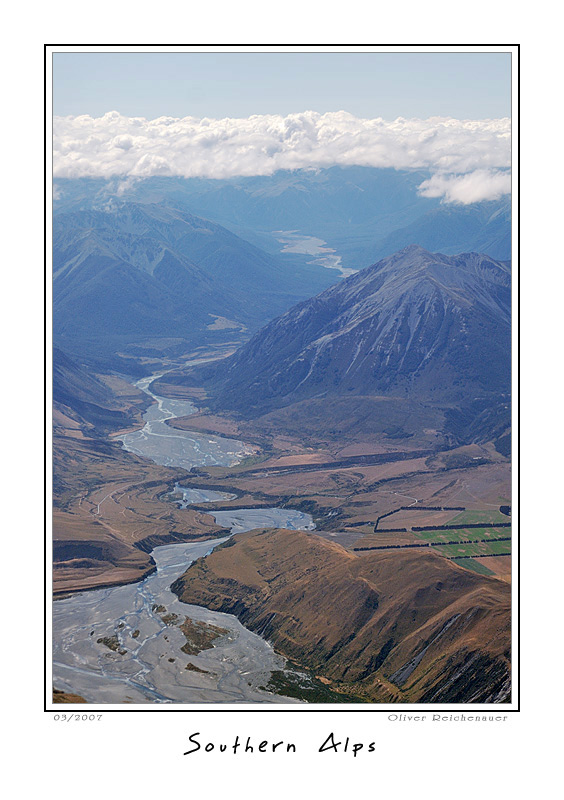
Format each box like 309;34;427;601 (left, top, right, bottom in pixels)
53;201;333;368
54;167;511;270
51;160;513;706
196;246;510;441
353;199;511;265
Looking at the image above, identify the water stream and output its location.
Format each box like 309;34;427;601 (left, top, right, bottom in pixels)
274;230;358;278
53;373;314;704
119;373;256;469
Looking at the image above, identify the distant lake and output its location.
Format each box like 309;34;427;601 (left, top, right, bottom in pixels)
273;230;357;278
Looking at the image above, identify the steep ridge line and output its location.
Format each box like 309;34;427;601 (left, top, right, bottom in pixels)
172;527;511;703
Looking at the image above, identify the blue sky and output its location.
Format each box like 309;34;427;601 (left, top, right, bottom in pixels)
53;51;511;120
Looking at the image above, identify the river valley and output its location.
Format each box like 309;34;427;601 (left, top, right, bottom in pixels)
273;230;358;278
119;373;256;469
53;372;314;704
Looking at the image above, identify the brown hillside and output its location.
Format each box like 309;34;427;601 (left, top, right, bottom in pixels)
172;528;510;703
52;356;228;595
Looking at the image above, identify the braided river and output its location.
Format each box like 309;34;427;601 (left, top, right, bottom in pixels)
52;372;314;704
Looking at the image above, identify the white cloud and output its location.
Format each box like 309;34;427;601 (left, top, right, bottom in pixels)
53;110;511;203
418;169;511;204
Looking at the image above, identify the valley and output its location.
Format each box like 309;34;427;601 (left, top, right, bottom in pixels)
52;347;248;595
52;356;337;704
53;506;315;704
273;230;358;278
51;177;512;706
53;342;510;703
157;376;511;584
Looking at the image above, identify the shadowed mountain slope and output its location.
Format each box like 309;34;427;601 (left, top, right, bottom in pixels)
53;347;140;433
200;246;510;416
53;169;510;266
361;200;511;265
53;202;332;366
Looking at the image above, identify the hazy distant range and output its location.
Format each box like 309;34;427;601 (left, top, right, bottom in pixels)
53;166;510;370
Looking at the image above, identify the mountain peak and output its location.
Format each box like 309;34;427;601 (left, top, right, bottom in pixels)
204;248;511;417
396;243;431;255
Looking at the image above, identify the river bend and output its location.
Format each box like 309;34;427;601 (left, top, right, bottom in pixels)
53;374;314;704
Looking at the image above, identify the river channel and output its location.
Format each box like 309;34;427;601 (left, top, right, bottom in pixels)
274;230;358;278
53;374;314;704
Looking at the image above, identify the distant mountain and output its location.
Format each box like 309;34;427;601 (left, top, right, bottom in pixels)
53;202;333;366
360;199;511;264
151;167;437;242
54;167;437;235
197;246;511;443
54;168;510;269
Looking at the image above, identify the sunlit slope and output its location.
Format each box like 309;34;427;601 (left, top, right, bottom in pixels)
172;527;510;703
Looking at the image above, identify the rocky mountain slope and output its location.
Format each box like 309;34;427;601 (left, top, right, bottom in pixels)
200;245;510;417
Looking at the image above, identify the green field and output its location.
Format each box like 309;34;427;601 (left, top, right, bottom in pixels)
414;526;511;544
450;510;509;526
453;558;495;576
434;540;511;559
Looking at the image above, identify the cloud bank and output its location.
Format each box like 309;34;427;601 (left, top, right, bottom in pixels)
53;110;511;204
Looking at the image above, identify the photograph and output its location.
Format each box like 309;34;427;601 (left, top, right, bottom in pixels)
49;45;515;709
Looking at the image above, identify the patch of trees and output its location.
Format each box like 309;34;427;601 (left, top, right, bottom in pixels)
433;536;511;546
354;536;511;552
374;510;397;530
375;527;408;533
451;552;511;559
412;522;511;532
